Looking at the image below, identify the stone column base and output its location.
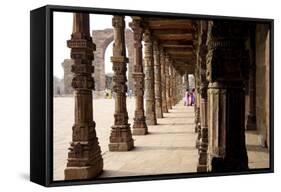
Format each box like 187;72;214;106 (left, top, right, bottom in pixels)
146;118;157;125
197;164;208;172
109;124;134;151
133;128;148;135
156;112;163;119
64;160;103;180
108;139;134;151
162;106;168;113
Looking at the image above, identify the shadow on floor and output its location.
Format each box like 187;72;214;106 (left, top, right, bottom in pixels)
133;145;196;152
246;144;269;153
155;122;194;126
164;116;194;119
148;131;194;135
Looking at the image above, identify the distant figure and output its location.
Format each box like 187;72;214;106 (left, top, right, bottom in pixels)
188;92;192;106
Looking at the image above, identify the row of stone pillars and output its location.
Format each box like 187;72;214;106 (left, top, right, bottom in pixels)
64;14;183;180
195;20;255;172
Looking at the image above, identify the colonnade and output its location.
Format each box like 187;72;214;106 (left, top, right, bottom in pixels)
64;14;183;180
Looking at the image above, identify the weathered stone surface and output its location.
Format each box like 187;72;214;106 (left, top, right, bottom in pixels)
144;29;157;125
92;29;134;92
160;48;168;113
109;16;134;151
165;55;172;110
255;24;270;148
129;17;148;135
61;59;74;94
153;41;163;118
206;21;250;172
64;13;103;180
197;21;209;172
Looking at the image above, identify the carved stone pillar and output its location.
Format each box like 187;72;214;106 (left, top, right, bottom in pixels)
165;55;172;110
207;21;249;172
160;48;168;113
197;21;209;172
64;13;103;180
246;66;256;130
109;16;134;151
169;66;173;106
246;30;257;130
170;66;176;106
153;41;163;118
144;29;157;125
194;58;201;134
184;73;189;91
129;17;148;135
176;72;182;103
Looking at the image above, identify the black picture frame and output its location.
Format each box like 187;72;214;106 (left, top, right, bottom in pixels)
30;4;274;187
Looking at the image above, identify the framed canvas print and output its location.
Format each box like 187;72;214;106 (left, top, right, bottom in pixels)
30;5;274;187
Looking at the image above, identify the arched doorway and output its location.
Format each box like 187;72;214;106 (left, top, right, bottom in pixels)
92;28;134;97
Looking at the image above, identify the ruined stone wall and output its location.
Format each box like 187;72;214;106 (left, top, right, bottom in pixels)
62;29;134;97
255;24;270;148
92;28;134;93
62;59;74;95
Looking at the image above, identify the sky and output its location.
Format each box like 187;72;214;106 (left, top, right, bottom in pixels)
53;12;132;79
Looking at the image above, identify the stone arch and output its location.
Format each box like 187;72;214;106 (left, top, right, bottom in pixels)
92;28;134;95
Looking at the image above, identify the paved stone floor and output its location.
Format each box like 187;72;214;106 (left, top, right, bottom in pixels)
53;97;269;181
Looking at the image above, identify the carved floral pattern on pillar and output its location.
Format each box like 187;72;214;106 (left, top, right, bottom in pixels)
64;13;103;180
109;16;134;151
154;40;163;118
129;17;148;135
197;21;209;172
160;48;168;113
165;54;172;110
144;29;157;125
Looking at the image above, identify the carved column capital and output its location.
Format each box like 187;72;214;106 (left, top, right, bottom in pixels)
206;21;250;83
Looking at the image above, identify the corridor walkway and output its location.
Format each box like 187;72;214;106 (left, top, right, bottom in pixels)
100;103;198;177
53;97;269;180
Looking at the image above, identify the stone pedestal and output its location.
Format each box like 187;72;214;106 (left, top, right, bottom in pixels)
144;29;157;125
109;16;134;151
129;17;148;135
64;13;103;180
